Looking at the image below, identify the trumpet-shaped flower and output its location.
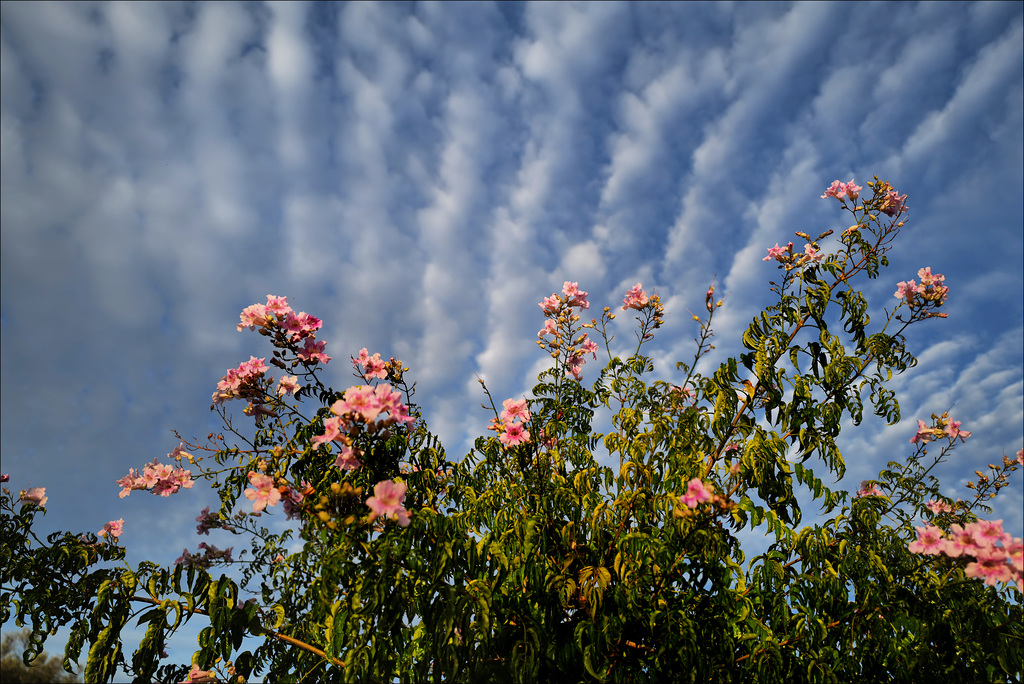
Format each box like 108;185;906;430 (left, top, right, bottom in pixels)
244;471;281;512
366;479;410;527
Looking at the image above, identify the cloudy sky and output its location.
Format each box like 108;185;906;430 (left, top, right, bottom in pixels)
2;0;1023;669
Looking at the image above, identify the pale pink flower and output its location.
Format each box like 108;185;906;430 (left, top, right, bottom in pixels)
925;499;953;515
565;354;585;380
580;338;599;360
237;303;270;332
181;664;217;684
334;445;363;471
334;385;382;423
562;282;590;309
965;548;1013;586
297;339;331;365
681;478;714;508
19;487;47;507
277;375;300;396
894;280;918;301
500;398;532;424
99;519;124;539
499;422;531;447
1005;537;1023;572
910;419;938;444
312;416;345;447
971;520;1008;549
244;471;281;512
621;283;649;310
945;523;981;558
803;243;824;263
356;351;388;380
366;479;410;527
880;188;907;216
856;481;885;497
908;525;946;555
195;507;220;535
264;295;292;317
1017;449;1023;466
539;294;561;314
943;420;971;443
821;180;844;199
282;311;322;341
538;319;557;339
762;242;793;262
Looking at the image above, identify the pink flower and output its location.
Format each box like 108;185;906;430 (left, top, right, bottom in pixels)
277;375;300;396
880;188;907;216
366;479;410;527
0;474;8;483
1006;537;1023;572
244;471;281;512
499;422;531;447
562;281;590;309
621;283;649;310
333;445;363;471
925;499;953;515
856;481;885;497
894;280;918;301
19;487;47;507
821;180;844;199
965;548;1013;586
802;243;823;263
580;338;599;360
334;385;382;423
908;525;946;555
681;478;714;508
99;519;124;540
1017;449;1023;466
195;507;220;535
264;294;292;317
971;519;1008;549
945;523;982;558
181;664;217;684
353;349;388;380
297;339;331;365
312;416;346;447
762;242;793;263
500;398;532;424
910;419;938;444
539;294;561;314
237;303;269;332
282;311;322;341
944;420;971;442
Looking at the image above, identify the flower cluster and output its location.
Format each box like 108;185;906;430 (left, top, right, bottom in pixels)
910;412;970;445
762;239;826;269
821;178;862;201
490;398;532;449
894;267;949;315
98;518;124;540
681;478;715;508
537;282;601;380
212;356;270;405
312;380;416;471
117;457;194;499
909;519;1023;590
238;294;322;342
366;479;411;527
875;180;907;216
174;542;234;569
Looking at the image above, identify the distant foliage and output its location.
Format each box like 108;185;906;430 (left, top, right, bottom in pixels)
1;178;1021;682
1;630;80;683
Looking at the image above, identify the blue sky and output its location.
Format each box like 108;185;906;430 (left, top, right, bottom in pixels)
2;0;1023;674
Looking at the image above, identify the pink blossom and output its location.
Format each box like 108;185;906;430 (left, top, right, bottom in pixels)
539;294;561;314
282;311;322;341
0;474;8;483
565;354;585;380
499;422;531;447
802;243;824;263
916;267;944;288
762;242;794;263
366;479;410;527
621;283;649;310
538;319;557;339
965;548;1013;586
181;664;217;684
297;339;332;365
354;349;388;380
944;420;971;442
312;416;346;447
910;419;938;444
264;295;292;317
277;375;300;396
945;523;981;558
971;519;1008;549
237;303;270;332
681;478;714;508
500;398;532;424
908;525;946;555
195;507;220;535
856;481;885;497
562;281;590;309
244;471;281;512
580;338;599;360
894;280;918;301
334;385;382;423
334;445;363;471
99;519;124;540
1017;449;1023;466
880;188;907;216
925;499;953;515
1006;537;1023;572
821;180;844;199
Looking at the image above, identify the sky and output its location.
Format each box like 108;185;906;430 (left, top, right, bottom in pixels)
2;0;1023;675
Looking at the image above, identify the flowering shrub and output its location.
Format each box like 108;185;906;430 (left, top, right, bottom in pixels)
1;177;1021;683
